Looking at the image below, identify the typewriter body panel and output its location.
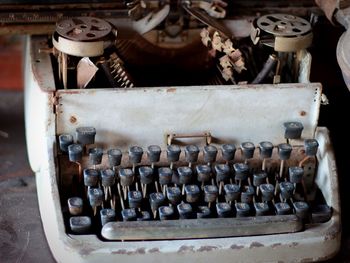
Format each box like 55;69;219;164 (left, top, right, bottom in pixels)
2;0;341;262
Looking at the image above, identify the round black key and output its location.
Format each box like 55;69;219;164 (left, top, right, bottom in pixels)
128;146;143;164
167;145;181;162
107;148;122;167
159;206;174;220
197;206;211;218
139;166;154;185
293;201;309;219
279;181;295;200
221;144;236;162
68;197;83;216
121;208;137;221
224;184;240;202
76;127;96;145
304;139;319;156
177;166;192;185
253;172;267;187
258;141;274;159
185;185;200;203
196;164;211;183
83;168;99;187
101;169;115;187
100;208;116;226
254;202;270;216
240;142;255;159
204;185;218;203
275;202;291;215
235;202;251;217
278;143;292;160
88;188;103;207
216;203;233;218
260;183;275;202
128;190;142;209
283;122;304;139
137;211;151;221
89;147;103;165
59;134;73;152
177;203;193;219
147;145;161;163
289;166;303;184
214;164;230;182
70;216;91;234
241;185;255;203
166;187;182;205
185;145;200;163
233;163;249;181
203;145;218;163
119;168;134;186
68;144;83;162
149;192;165;212
158;167;173;185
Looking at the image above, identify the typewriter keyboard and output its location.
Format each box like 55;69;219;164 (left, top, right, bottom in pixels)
57;123;331;241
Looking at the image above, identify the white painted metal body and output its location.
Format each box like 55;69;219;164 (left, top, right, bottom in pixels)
25;36;341;263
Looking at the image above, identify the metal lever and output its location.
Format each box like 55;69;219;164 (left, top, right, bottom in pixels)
167;132;212;146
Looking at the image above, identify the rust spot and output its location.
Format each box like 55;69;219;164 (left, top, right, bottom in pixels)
178;245;195;253
271;243;282;248
197;246;217;252
300;111;307;116
249;242;264;248
149;248;160;253
166;88;177;93
324;224;340;241
70;115;77;124
230;244;244;250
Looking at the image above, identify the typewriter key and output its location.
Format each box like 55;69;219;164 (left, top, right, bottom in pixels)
253;171;268;195
76;127;96;146
233;163;249;182
221;144;236;162
278;143;292;177
197;206;212;218
70;216;91;234
185;185;201;203
119;168;134;200
122;208;137;221
107;148;122;168
304;139;319;156
279;182;295;201
101;169;115;187
240;142;255;161
139;166;154;197
177;166;193;194
275;202;291;215
83;168;99;187
147;145;161;168
216;202;233;218
137;211;151;221
203;145;218;164
289;166;303;184
158;167;173;194
293;201;309;219
159;206;175;220
224;184;240;203
177;202;193;219
283;122;304;140
215;164;230;194
196;164;212;187
204;185;219;205
129;146;143;172
254;202;270;216
258;141;273;171
167;144;181;169
59;134;73;153
68;144;83;162
100;208;116;226
149;192;166;218
166;186;182;205
88;188;104;216
185;145;200;166
128;190;143;209
68;197;83;216
241;185;255;203
89;147;103;168
235;202;251;217
260;183;275;202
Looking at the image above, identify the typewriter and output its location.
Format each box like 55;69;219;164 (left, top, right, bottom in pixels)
1;0;347;262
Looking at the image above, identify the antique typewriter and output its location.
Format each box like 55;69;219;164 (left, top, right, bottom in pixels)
0;0;347;262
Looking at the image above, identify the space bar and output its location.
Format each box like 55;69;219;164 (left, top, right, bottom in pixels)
101;215;302;240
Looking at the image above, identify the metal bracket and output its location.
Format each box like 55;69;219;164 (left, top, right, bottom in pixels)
167;132;212;146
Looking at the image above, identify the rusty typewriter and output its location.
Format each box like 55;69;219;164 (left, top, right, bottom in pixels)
1;0;346;262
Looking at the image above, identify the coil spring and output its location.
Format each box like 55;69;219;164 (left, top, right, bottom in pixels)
109;53;134;88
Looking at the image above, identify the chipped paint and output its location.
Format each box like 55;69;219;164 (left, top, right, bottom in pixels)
230;244;244;250
249;242;264;248
166;88;177;93
178;245;195;253
148;248;160;253
197;246;218;252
